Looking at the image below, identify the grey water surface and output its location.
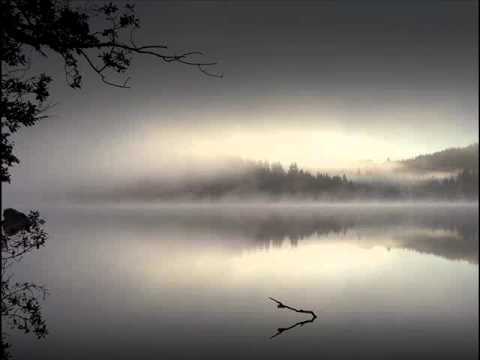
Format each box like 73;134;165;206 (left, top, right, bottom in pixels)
9;203;479;359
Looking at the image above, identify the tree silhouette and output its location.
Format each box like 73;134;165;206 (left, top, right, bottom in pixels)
1;1;220;357
1;0;221;182
1;210;48;359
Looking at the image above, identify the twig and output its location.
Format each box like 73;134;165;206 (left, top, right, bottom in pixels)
268;297;317;339
270;317;316;339
268;297;317;319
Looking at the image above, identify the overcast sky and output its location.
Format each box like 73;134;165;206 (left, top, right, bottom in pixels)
5;0;479;201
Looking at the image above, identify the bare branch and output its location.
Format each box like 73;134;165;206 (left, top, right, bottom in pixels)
268;297;317;319
77;41;221;86
78;49;131;88
198;65;223;78
270;317;316;339
268;297;317;339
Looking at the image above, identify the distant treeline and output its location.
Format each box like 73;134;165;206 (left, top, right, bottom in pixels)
155;161;478;200
400;143;479;173
74;144;479;202
415;169;478;199
181;162;354;199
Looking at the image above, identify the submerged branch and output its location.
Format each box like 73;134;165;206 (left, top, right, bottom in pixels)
268;297;317;319
270;317;316;339
268;297;317;339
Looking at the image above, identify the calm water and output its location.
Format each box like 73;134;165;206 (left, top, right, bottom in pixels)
9;204;479;359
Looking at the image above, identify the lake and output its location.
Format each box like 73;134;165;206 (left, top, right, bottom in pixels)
8;203;479;359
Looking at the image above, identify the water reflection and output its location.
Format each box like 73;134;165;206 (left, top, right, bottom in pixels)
271;316;316;339
10;204;478;360
250;206;477;263
269;297;317;339
87;204;477;263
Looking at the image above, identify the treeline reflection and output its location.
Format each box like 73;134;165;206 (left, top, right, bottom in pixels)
248;207;478;264
68;204;479;264
120;205;479;264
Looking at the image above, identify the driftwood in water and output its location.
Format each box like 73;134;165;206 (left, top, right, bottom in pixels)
268;297;317;339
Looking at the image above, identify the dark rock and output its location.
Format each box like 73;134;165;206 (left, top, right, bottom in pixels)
2;208;31;236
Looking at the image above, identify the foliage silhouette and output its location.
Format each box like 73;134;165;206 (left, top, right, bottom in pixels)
1;0;220;181
1;210;48;359
1;1;219;357
98;158;479;201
